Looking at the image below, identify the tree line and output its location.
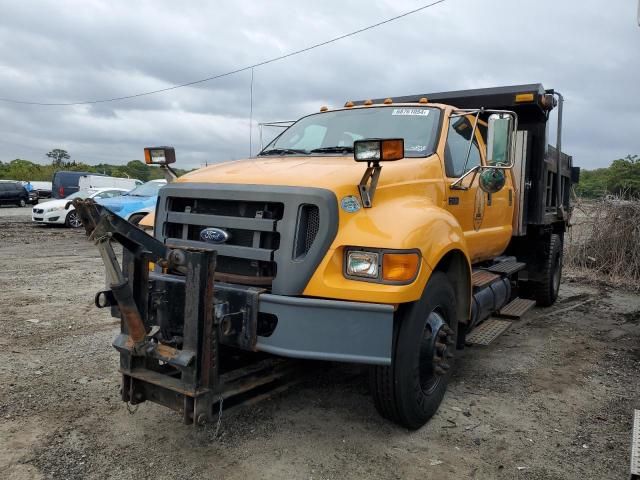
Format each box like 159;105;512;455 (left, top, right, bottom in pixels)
575;154;640;199
0;149;192;183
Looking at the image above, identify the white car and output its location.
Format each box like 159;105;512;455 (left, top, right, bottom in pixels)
31;188;128;228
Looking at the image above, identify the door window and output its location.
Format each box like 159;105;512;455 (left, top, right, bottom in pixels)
445;116;481;177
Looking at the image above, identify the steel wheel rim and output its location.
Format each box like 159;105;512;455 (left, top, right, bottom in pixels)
69;211;81;228
419;309;448;395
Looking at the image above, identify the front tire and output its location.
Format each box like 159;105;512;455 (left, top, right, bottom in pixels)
370;271;458;430
65;210;82;228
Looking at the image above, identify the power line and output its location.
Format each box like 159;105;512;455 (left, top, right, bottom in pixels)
0;0;445;107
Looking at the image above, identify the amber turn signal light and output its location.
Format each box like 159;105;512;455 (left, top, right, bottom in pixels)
383;253;420;282
144;146;176;165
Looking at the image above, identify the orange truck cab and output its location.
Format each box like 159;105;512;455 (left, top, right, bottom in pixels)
82;84;578;429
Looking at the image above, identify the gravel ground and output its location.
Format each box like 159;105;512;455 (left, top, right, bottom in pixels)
1;206;639;479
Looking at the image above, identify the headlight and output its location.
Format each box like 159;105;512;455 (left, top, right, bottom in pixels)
47;205;65;212
345;248;420;284
346;251;380;279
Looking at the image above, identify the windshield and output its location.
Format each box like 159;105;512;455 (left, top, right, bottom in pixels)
261;106;441;157
124;182;165;197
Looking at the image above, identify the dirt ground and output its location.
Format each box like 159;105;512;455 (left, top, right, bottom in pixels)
1;206;639;480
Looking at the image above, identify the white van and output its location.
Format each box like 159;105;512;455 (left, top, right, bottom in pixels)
78;175;142;192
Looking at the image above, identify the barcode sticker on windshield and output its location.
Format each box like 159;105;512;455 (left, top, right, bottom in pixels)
392;108;430;116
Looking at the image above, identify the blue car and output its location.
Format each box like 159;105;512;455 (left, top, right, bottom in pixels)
96;179;167;224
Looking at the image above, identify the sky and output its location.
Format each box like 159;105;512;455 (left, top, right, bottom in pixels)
0;0;638;170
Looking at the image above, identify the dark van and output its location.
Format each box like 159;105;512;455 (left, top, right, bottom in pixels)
0;181;29;207
52;171;102;199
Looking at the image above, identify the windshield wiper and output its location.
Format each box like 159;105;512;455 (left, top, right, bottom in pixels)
259;148;309;156
309;146;353;154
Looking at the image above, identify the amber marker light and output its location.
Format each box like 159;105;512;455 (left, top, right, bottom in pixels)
381;139;404;161
383;252;420;282
515;93;535;103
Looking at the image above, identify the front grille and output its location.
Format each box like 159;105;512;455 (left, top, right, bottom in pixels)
165;197;283;285
157;184;338;295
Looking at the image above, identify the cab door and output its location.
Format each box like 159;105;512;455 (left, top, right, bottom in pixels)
442;114;513;263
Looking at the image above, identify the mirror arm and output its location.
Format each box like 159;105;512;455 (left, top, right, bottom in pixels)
450;165;481;190
461;110;482;174
358;161;382;208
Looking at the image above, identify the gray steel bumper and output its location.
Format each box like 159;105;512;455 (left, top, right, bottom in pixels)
256;294;394;366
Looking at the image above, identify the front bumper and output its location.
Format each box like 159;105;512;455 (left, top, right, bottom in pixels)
256;293;394;365
150;273;394;366
32;209;66;223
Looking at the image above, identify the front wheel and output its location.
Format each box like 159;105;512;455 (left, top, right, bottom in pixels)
65;210;82;228
370;271;458;430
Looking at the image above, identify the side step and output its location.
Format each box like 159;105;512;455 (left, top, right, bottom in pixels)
486;260;526;275
497;297;536;319
466;318;512;346
471;270;501;289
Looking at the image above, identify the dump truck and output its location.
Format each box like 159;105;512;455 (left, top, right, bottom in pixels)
74;83;578;430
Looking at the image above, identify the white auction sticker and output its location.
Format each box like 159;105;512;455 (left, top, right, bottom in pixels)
391;108;430;116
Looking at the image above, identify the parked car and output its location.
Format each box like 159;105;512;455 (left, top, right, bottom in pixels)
78;175;142;192
0;181;30;207
30;181;53;199
96;179;167;224
32;188;128;228
52;171;103;199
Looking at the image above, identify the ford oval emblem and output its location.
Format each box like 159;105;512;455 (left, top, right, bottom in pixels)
200;227;230;244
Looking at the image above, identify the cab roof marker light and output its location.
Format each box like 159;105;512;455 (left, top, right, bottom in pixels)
364;99;374;106
515;93;535;103
320;105;329;112
344;101;354;108
383;98;393;104
418;97;429;104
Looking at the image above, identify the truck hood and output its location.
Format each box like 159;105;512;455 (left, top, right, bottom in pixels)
178;155;440;191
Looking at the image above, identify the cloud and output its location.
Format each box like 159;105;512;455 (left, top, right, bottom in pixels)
0;0;638;169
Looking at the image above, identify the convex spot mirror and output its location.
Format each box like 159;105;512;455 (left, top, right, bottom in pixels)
479;168;506;194
354;138;404;162
486;113;514;166
144;146;176;165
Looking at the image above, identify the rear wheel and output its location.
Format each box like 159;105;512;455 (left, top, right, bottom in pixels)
18;199;26;207
370;272;458;429
531;233;562;307
65;210;82;228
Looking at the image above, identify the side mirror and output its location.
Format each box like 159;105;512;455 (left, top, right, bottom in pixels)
144;146;176;165
479;168;506;194
486;113;514;166
354;138;404;162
